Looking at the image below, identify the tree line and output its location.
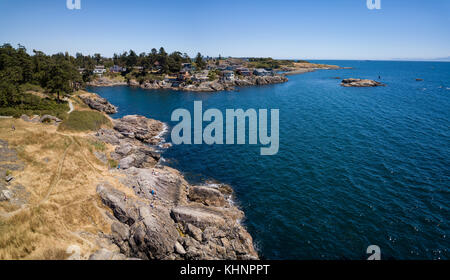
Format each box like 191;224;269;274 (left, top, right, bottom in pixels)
0;43;207;117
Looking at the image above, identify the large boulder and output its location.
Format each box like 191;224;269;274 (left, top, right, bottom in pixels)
171;206;226;229
79;94;118;114
96;182;138;225
96;128;124;145
114;115;164;145
188;186;227;207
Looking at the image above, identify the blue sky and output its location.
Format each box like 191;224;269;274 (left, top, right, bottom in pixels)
0;0;449;60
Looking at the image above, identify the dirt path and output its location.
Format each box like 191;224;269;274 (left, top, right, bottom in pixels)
39;136;74;204
0;135;74;218
68;100;74;114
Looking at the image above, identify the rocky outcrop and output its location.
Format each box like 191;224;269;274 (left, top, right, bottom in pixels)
341;78;385;87
87;77;127;87
93;120;258;259
113;115;164;145
188;186;227;207
79;94;118;114
97;175;258;260
129;75;288;93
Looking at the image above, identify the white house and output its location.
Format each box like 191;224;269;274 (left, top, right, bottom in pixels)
223;70;235;81
93;65;106;75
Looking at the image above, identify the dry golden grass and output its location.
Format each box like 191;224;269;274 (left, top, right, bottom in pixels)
0;114;134;260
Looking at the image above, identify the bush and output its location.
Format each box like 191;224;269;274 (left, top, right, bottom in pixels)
0;91;69;119
108;159;118;169
19;83;45;92
58;111;111;132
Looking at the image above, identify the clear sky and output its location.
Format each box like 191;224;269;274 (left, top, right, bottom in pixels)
0;0;449;60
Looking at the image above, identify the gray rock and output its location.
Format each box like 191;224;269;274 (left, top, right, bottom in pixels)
94;151;107;164
79;94;118;114
96;128;123;145
188;186;227;207
114;115;164;145
186;223;203;242
89;248;127;260
171;206;226;230
0;189;13;201
341;78;385;87
96;182;138;225
174;242;186;255
119;155;135;170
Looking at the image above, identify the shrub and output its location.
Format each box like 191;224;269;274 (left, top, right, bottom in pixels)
108;159;118;169
58;111;111;132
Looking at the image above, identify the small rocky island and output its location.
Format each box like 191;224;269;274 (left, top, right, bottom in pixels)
341;78;385;87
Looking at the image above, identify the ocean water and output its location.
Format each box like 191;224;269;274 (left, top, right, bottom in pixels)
91;61;450;260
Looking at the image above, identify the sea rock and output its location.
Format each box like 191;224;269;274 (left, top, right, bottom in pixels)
341;78;385;87
79;94;118;114
114;115;164;145
93;123;258;260
171;206;226;229
188;186;227;207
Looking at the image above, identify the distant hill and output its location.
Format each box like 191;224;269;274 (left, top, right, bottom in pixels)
392;56;450;62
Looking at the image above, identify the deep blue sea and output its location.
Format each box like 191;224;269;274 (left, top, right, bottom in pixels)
91;61;450;260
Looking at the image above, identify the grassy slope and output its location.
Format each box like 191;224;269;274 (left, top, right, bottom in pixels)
0;100;131;260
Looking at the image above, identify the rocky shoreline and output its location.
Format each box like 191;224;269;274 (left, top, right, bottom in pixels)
88;75;288;92
132;75;288;92
90;115;258;260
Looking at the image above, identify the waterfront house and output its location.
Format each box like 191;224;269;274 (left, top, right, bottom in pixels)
192;70;209;82
110;65;126;73
93;65;106;75
223;70;235;81
181;63;192;70
236;67;252;76
178;70;191;81
253;68;271;76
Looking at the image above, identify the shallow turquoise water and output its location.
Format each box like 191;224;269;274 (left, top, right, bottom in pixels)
91;61;449;259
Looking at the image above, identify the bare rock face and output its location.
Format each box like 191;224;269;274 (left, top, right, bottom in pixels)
96;128;124;145
93;119;258;260
341;78;385;87
96;172;258;260
114;115;164;145
188;186;227;207
79;94;118;114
